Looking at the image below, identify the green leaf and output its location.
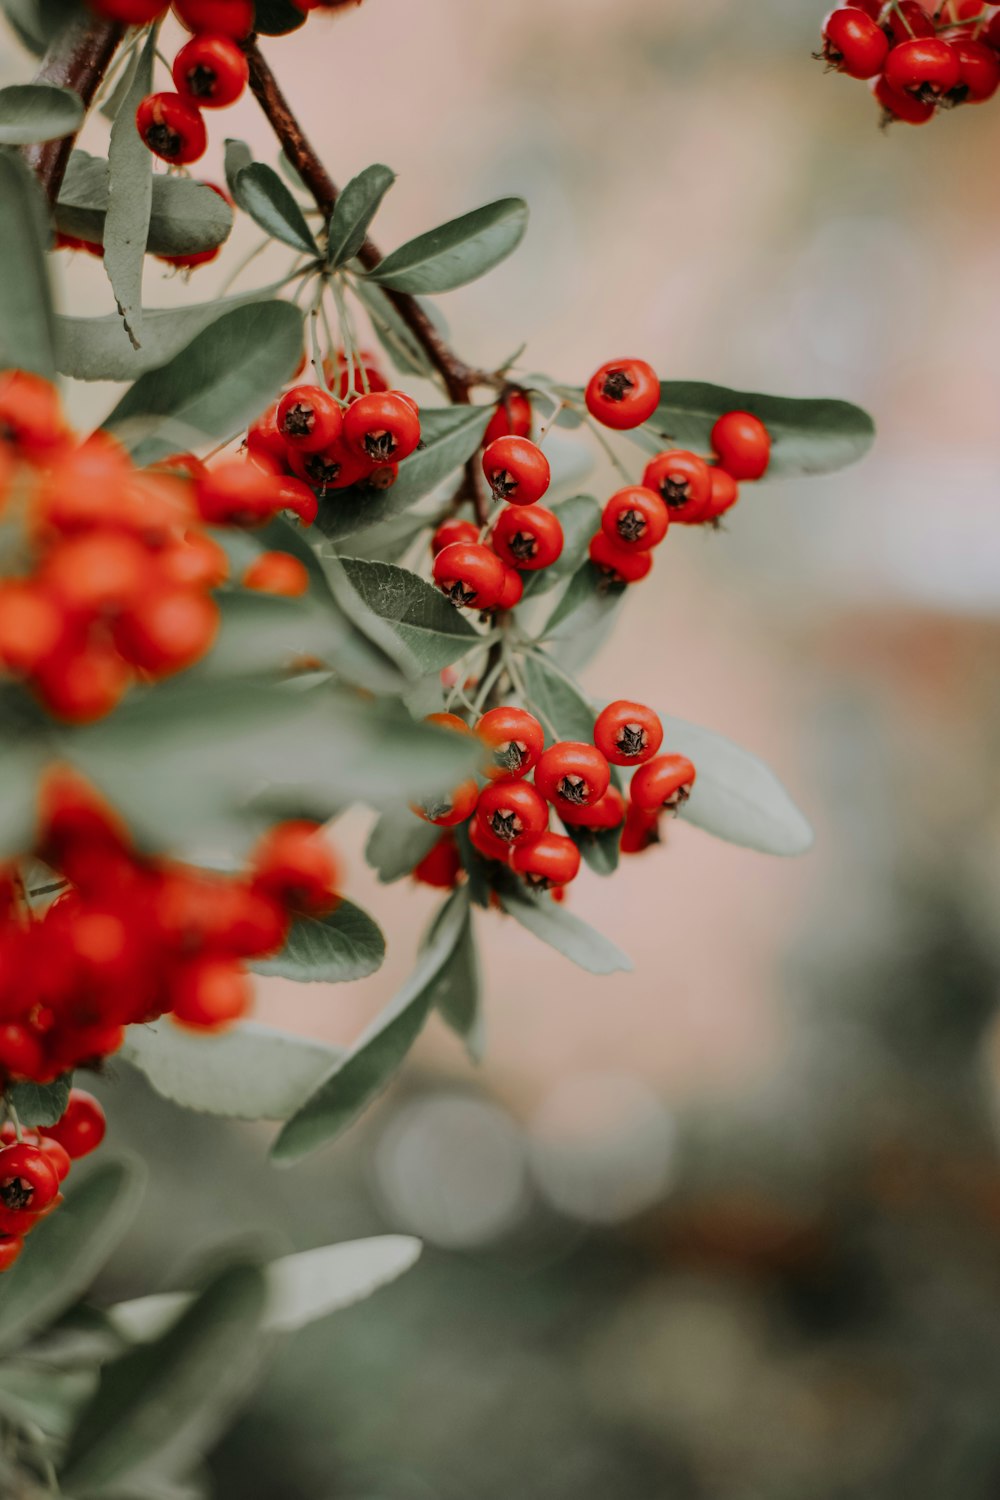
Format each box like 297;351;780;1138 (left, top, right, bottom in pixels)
348;275;436;377
60;1261;267;1496
56;150;233;257
519;650;598;743
337;557;479;675
253;0;306;34
56;282;284;383
561;818;620;877
630;381;875;478
365;803;440;883
316;404;491;542
519;495;600;600
326;163;395;269
499;884;631;975
272;889;470;1162
230;161;319;257
8;1075;70;1127
0;149;55;379
102;300;303;464
0;0;79;55
0;1158;147;1357
121;1019;344;1122
661;713;814;856
0;83;81;144
103;29;155;349
542;561;626;640
223;136;253;197
428;896;483;1061
363;197;528;294
252;898;385;983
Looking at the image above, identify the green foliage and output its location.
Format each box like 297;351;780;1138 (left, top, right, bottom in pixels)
337;557;481;675
102;31;155;349
252;899;386;983
56;150;233;257
229;160;319;256
326;163;395;269
499;878;633;975
8;1076;70;1127
365;803;441;884
362;197;529;294
0;82;81;143
0;148;55;378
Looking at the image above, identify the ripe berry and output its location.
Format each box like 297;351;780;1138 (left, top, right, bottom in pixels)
42;530;152;617
273;475;319;526
475;780;549;846
620;803;661;855
288;440;370;493
468;812;514;862
44;1091;105;1161
948;38;1000;103
601;486;669;551
413;836;462;889
242;551;310;596
884;36;961;99
90;0;166;20
495;566;524;611
476;705;545;780
584;358;660;430
558;785;626;830
173;0;253;36
594;701;663;766
0;1235;23;1272
35;639;131;723
510;832;581;890
196;461;284;525
709;411;771;481
35;1136;72;1183
0;1143;59;1214
432;519;479;554
491;505;564;571
159;530;230;589
631;753;697;815
251;820;340;914
324;349;387;400
0;1026;45;1080
0;371;67;459
483;389;532;448
642;449;713;523
589;532;653;584
432;542;507;610
534;742;611;811
481;436;550;506
413;778;479;828
136;93;207;165
277;384;344;454
342;391;421;464
819;9;888;78
881;0;935;45
872;71;937;122
172;956;251;1030
705;467;740;522
172;33;248;107
247;404;289;466
0;584;64;675
114;588;219;677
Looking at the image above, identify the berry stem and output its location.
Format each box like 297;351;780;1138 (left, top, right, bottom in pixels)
22;10;125;202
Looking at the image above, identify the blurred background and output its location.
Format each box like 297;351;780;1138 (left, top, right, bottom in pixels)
7;0;1000;1494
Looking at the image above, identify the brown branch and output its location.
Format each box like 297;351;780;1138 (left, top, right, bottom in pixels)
243;37;493;423
22;11;124;203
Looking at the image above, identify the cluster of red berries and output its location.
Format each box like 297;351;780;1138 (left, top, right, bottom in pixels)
0;370;316;723
411;702;696;897
0;1090;105;1272
818;1;1000;124
0;769;340;1088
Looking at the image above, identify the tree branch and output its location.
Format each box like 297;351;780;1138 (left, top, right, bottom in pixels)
23;11;124;203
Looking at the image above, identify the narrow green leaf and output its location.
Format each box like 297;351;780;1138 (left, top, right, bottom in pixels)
499;884;632;975
121;1018;344;1121
272;889;470;1161
252;898;385;983
223;136;253;197
365;803;440;884
337;557;479;675
56;150;232;257
231;161;318;256
316;404;491;541
326;163;395;269
103;28;155;349
0;83;81;144
60;1261;267;1495
519;650;598;742
0;149;55;378
363;197;528;294
0;1158;147;1357
8;1075;70;1127
102;300;303;464
429;897;483;1061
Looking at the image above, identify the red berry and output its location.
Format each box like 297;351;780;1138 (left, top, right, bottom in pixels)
0;371;67;460
342;391;421;464
872;71;937;122
0;1025;45;1080
172;0;253;36
412;836;462;889
242;551;310;596
558;785;626;830
35;639;131;723
600;486;669;552
642;449;713;523
35;1136;72;1183
620;802;661;855
709;412;771;481
884;36;960;97
0;1235;23;1272
476;705;545;781
246;404;289;466
820;8;889;78
534;742;611;812
158;530;230;590
491;505;564;571
630;753;697;815
431;519;479;555
510;832;581;890
172;956;251;1030
251;820;340;915
288;440;371;493
584;359;659;430
412;778;479;828
277;384;344;453
172;33;248;107
0;1143;59;1214
882;0;935;45
196;461;284;526
846;0;880;16
468;813;512;862
432;542;507;610
42;530;152;618
136;93;207;165
949;38;1000;102
482;389;532;448
47;1099;109;1169
704;467;740;522
589;532;653;584
0;584;65;675
481;436;550;506
273;475;319;526
324;349;387;400
593;700;663;766
114;588;219;677
495;566;524;611
90;0;166;19
475;780;549;847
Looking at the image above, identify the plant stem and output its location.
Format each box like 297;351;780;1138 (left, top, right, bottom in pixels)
23;11;125;202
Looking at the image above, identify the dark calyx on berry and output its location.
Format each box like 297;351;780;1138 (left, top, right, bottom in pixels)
506;530;537;562
443;580;479;607
558;774;590;804
146;123;182;158
1;1175;35;1211
659;474;692;508
282;403;316;438
363;430;397;462
185;64;219;97
665;783;693;812
488;468;519;501
616;723;648;757
488;810;522;841
616;508;647;542
493;740;527;773
600;368;635;402
304;454;341;486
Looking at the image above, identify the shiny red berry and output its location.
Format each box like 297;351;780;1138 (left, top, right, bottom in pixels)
277;384;344;453
948;38;1000;103
534;742;611;812
481;436;550;506
510;832;581;890
882;0;935;45
43;1091;107;1160
820;9;889;78
173;0;253;36
468;812;514;863
642;449;713;522
172;33;248;107
593;701;663;766
884;36;961;98
704;467;740;522
631;753;697;815
0;1143;59;1214
558;785;626;830
288;440;371;493
476;705;545;781
342;391;421;463
495;566;524;611
584;358;659;430
475;780;549;846
431;519;479;554
242;551;309;597
709;411;771;481
136;92;207;165
589;532;653;583
872;71;937;122
620;802;661;855
412;836;462;889
432;542;507;609
482;389;532;448
0;1235;23;1272
491;505;564;571
196;461;285;526
600;486;668;551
